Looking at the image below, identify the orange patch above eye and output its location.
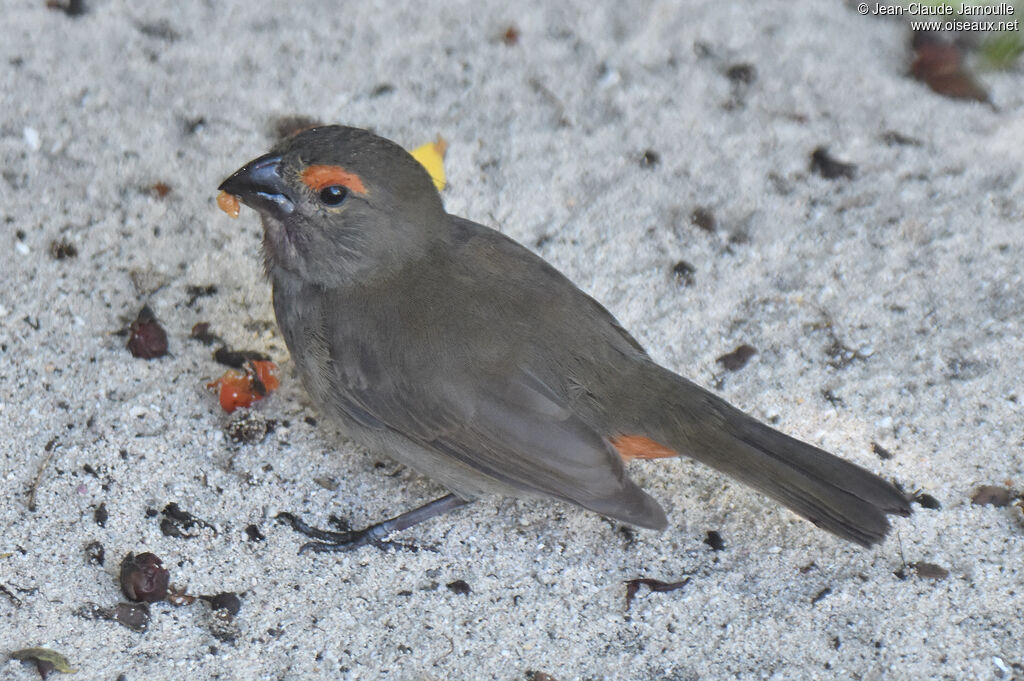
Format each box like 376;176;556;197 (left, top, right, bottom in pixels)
301;164;367;195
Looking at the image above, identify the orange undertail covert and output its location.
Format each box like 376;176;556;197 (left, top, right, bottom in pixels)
610;435;679;461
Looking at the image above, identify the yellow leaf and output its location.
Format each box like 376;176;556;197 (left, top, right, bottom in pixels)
410;136;448;191
11;647;77;673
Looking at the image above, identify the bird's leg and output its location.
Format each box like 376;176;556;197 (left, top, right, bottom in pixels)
276;494;470;554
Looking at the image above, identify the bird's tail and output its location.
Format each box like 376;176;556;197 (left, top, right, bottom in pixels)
640;368;912;547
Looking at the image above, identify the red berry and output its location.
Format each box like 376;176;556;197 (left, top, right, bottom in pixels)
250;360;280;392
207;361;280;413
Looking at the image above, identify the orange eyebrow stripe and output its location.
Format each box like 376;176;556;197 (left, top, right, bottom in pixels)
301;164;367;195
610;435;678;461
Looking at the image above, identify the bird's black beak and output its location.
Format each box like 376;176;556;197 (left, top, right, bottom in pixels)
218;153;295;219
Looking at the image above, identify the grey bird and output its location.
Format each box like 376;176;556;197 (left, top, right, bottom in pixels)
218;125;911;552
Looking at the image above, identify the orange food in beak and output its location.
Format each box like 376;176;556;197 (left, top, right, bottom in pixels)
217;191;240;218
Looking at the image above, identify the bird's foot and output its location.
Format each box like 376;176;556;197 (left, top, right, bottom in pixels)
275;512;419;554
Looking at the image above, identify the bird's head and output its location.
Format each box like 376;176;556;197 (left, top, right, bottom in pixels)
219;125;446;287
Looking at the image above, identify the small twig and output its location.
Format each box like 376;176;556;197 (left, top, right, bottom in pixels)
432;633;455;667
0;583;23;607
528;77;571;127
892;529;910;579
624;576;691;611
27;438;59;512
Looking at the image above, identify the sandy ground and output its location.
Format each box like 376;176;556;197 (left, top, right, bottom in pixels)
2;1;1023;679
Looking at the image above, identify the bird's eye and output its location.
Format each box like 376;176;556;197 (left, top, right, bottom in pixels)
318;185;348;206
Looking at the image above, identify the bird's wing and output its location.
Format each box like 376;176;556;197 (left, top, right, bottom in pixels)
326;333;666;529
